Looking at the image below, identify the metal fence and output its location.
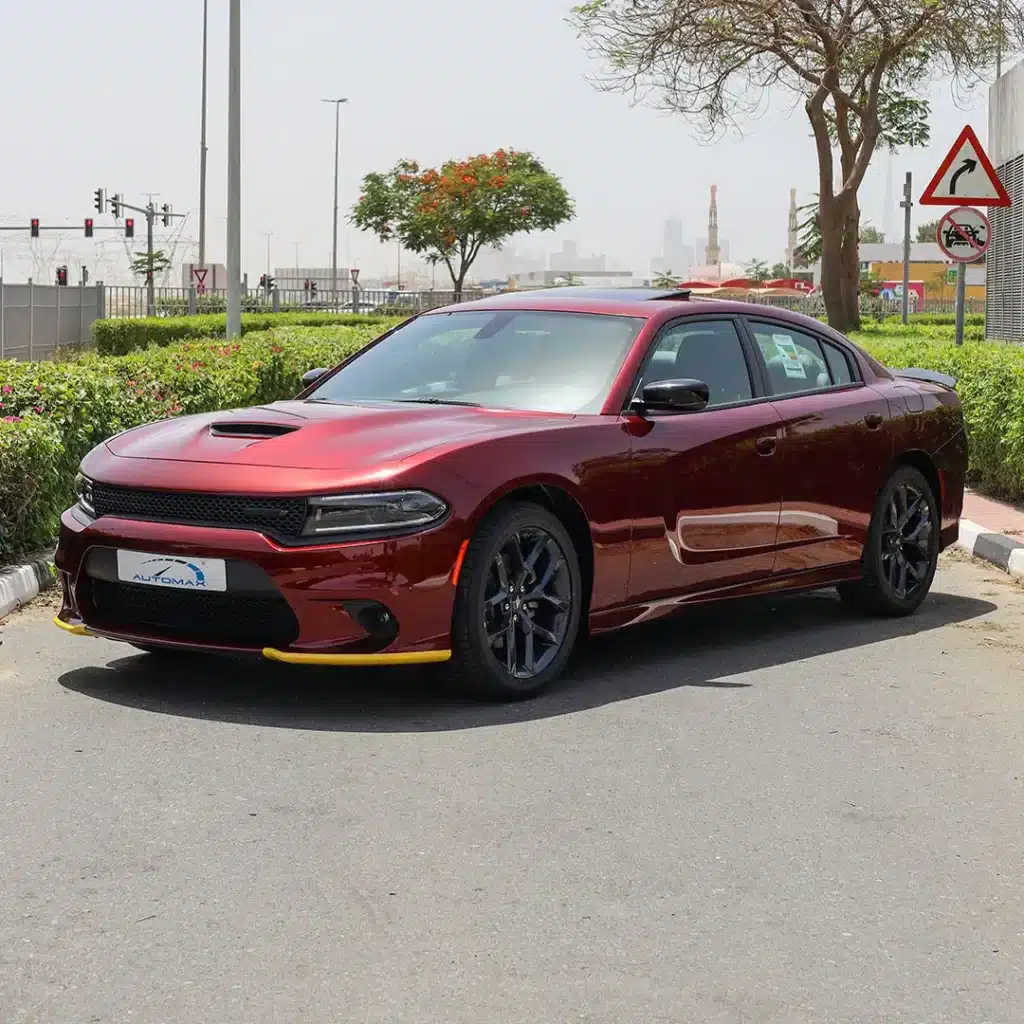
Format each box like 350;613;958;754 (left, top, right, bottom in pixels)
0;280;104;361
103;286;489;319
100;284;988;321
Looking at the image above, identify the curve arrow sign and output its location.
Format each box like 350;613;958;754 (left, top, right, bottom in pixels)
949;158;977;195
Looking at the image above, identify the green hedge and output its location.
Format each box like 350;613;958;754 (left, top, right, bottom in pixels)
4;321;1024;564
0;324;382;560
855;335;1024;499
92;311;399;356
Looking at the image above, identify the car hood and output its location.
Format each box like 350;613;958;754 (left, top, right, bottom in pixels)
104;400;571;471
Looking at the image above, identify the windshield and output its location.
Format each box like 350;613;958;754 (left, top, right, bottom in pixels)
307;309;646;414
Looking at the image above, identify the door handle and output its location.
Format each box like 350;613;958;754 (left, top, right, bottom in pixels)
755;435;777;456
864;412;884;429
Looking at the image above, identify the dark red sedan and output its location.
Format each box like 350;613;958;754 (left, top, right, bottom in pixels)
55;288;967;699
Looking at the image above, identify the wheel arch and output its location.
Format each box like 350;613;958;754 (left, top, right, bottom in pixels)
466;477;595;620
892;449;942;508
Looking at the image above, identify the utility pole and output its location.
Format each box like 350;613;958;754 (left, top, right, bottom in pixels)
198;0;209;268
146;203;156;317
899;172;912;324
322;97;348;306
226;0;242;338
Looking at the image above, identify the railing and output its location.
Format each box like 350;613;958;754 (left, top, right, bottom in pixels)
102;286;490;319
101;285;989;321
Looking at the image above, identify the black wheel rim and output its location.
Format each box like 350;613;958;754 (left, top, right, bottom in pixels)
483;527;572;680
880;482;934;600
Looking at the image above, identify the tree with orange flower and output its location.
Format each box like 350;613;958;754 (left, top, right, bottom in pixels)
351;149;574;299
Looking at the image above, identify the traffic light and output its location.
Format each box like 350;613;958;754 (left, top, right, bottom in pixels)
110;194;121;219
259;274;267;289
30;218;39;238
93;188;105;214
266;275;275;291
124;218;134;238
56;266;68;287
161;203;171;226
84;218;94;238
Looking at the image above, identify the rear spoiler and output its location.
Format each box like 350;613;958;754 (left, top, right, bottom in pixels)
893;367;957;390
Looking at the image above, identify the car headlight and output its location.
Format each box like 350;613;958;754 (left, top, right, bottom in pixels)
74;473;96;517
302;489;448;537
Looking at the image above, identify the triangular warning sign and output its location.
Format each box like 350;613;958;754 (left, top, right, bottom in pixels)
920;125;1011;207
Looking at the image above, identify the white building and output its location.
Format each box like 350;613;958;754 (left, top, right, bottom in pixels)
986;61;1024;339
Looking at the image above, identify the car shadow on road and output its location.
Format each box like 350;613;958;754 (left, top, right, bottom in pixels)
57;585;996;733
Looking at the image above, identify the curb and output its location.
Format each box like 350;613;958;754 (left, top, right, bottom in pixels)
955;519;1024;582
0;553;57;621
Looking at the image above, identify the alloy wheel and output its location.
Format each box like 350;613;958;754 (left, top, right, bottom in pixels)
880;481;933;601
483;527;572;679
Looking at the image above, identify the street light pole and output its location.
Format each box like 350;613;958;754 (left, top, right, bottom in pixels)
198;0;208;269
321;97;348;306
226;0;241;338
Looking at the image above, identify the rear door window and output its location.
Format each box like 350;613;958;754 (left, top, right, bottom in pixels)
748;323;858;396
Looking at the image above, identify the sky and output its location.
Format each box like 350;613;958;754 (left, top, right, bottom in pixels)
0;0;995;285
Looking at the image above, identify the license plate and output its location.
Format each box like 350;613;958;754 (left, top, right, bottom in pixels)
116;550;227;592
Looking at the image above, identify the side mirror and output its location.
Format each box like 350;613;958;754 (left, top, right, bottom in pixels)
301;367;329;388
635;378;710;413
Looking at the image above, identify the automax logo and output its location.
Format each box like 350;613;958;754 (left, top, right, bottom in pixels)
133;557;209;589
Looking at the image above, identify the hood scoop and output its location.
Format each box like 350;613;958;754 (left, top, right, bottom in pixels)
209;421;299;440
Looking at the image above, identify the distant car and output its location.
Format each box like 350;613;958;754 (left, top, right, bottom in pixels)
55;288;967;700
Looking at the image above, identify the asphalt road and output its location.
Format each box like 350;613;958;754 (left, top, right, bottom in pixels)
2;551;1023;1024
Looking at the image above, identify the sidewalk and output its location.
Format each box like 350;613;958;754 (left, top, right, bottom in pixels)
959;489;1024;581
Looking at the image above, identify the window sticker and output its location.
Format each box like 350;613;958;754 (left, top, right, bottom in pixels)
772;333;807;380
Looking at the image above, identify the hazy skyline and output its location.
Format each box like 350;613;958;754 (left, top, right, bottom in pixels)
0;0;992;283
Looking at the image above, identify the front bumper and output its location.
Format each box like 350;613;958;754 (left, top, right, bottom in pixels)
54;507;464;663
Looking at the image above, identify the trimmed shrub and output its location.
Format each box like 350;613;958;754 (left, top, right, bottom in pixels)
0;324;382;560
92;311;399;356
856;335;1024;500
0;416;64;561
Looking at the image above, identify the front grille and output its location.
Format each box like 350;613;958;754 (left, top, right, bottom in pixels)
91;484;308;539
83;578;300;648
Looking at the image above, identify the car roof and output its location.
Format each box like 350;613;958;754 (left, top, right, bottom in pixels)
446;286;692;316
433;287;836;338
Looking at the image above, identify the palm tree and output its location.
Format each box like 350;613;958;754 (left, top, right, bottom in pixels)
744;259;770;282
652;270;678;288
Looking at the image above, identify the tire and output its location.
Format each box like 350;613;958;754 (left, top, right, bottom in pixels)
447;501;583;700
837;465;940;617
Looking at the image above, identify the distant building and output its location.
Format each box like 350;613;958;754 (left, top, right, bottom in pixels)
786;189;799;268
807;243;985;302
510;269;633;289
704;185;721;266
650;216;694;277
696;237;730;262
550;240;607;273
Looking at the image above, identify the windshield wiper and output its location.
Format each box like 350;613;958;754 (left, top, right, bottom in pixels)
391;397;482;407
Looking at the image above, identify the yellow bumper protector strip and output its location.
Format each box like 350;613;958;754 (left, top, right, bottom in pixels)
262;647;451;666
53;616;94;637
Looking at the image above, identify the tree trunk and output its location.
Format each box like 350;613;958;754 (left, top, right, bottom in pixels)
839;204;861;331
818;191;861;333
